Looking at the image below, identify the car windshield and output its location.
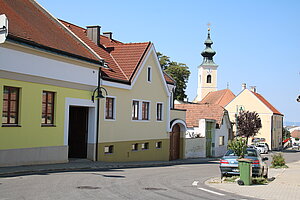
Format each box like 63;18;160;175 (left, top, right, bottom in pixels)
225;149;258;157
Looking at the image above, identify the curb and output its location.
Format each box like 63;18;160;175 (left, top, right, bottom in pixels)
0;158;219;176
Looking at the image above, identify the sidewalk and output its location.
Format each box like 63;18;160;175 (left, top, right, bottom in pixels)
0;158;216;176
206;161;300;200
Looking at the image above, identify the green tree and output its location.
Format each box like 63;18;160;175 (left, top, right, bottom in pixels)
282;127;291;140
227;137;247;158
157;52;190;101
237;110;262;144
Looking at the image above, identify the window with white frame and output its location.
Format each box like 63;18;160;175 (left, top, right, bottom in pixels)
132;100;139;120
156;103;163;121
142;101;150;120
147;66;152;82
105;97;115;120
219;136;225;146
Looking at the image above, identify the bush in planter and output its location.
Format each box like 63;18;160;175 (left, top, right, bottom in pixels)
271;153;288;168
227;137;247;158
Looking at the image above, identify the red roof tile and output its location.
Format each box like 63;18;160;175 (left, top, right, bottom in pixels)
60;20;171;85
291;130;300;138
0;0;99;63
251;92;283;116
200;89;236;107
163;71;176;85
175;103;225;128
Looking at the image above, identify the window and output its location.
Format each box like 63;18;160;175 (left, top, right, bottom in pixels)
2;86;19;125
156;103;163;121
132;143;138;151
142;101;150;120
42;91;55;125
207;75;212;83
147;66;152;82
105;97;115;120
104;145;114;154
142;142;149;150
156;141;162;149
132;101;139;120
219;136;225;146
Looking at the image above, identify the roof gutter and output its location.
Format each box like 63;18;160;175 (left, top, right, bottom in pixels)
7;35;103;66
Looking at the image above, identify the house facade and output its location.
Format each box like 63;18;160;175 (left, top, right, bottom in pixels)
225;85;284;150
0;0;186;166
0;0;104;166
175;103;231;158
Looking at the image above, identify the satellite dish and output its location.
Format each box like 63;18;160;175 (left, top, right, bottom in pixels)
0;14;8;44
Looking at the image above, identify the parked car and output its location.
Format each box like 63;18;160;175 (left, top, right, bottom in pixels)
255;143;269;154
219;148;268;178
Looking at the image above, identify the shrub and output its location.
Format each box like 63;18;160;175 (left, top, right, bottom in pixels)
227;137;247;158
271;153;287;168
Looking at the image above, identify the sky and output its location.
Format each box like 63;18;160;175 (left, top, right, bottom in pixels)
38;0;300;124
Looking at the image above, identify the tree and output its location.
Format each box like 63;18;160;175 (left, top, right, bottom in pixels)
227;137;247;158
157;52;190;101
237;110;262;144
282;127;291;140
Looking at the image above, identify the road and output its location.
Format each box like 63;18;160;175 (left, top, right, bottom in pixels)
1;151;299;200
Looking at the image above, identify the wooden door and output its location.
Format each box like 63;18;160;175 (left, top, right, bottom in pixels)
170;124;180;160
68;106;88;158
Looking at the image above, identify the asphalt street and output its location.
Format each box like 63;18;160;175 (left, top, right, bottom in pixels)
0;161;257;200
1;151;298;200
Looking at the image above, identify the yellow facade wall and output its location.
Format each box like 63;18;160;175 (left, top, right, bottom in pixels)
99;52;169;143
0;78;91;150
225;89;282;149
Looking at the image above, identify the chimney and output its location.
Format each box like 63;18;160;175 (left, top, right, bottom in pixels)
250;86;257;93
103;32;113;40
86;25;101;46
242;83;247;90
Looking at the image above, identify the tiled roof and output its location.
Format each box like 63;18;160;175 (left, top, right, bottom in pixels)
200;89;236;107
163;71;176;85
0;0;100;63
291;130;300;138
60;20;160;84
175;103;225;128
251;92;283;116
59;20;128;81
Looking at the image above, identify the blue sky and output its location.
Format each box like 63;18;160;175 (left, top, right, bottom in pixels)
38;0;300;123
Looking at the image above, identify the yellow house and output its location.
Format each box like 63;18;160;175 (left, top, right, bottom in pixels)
0;0;104;166
62;21;187;162
225;84;284;150
0;0;186;167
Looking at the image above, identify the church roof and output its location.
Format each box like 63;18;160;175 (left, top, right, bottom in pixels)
200;89;236;107
175;103;225;128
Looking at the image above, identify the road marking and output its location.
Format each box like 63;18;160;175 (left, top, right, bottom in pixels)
192;181;199;186
198;187;225;196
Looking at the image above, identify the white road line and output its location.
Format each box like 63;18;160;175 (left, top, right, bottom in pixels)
192;181;199;186
198;187;225;196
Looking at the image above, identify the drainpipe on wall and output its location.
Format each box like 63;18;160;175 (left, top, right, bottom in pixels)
95;67;101;161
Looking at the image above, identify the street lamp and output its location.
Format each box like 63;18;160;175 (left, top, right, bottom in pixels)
91;86;108;102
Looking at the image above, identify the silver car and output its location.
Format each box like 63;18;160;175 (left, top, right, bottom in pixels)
219;148;268;178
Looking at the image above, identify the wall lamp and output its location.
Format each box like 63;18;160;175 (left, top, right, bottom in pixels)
92;86;108;102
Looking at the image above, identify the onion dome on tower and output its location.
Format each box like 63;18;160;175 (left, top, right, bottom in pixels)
201;27;217;66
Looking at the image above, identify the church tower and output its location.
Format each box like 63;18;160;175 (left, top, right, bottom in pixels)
194;27;218;102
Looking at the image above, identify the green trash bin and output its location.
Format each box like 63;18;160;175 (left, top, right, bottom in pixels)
237;158;252;185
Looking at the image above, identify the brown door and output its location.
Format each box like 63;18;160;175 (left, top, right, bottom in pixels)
68;106;88;158
170;124;180;160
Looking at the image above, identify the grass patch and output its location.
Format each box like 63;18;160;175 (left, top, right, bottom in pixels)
223;176;239;182
252;177;268;184
270;164;289;169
